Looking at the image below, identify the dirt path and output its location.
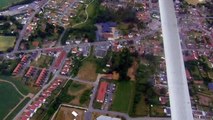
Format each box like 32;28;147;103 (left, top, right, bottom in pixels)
0;79;25;97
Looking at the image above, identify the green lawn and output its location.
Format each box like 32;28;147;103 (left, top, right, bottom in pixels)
6;97;30;120
111;81;135;114
0;82;23;120
0;36;16;51
0;0;25;10
0;75;29;95
69;82;85;93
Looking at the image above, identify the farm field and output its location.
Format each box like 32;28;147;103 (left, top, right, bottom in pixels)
0;36;16;51
0;82;23;120
111;81;135;114
0;0;25;10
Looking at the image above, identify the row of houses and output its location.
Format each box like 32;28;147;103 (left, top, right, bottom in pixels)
60;59;72;75
13;55;29;75
20;79;63;120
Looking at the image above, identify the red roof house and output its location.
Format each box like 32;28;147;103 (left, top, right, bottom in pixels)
96;82;108;103
13;63;23;75
25;66;35;77
35;68;47;86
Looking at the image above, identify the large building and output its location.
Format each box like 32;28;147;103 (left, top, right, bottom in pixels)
96;82;108;103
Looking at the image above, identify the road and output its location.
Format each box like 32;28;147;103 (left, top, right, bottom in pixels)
12;0;51;53
13;47;70;120
159;0;193;120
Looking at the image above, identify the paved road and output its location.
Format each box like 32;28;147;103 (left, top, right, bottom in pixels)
159;0;193;120
12;0;51;53
13;48;70;120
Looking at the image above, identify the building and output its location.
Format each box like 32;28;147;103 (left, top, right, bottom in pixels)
96;82;108;103
54;51;67;70
35;68;47;86
97;22;119;41
208;83;213;91
96;115;121;120
25;66;35;77
13;63;23;75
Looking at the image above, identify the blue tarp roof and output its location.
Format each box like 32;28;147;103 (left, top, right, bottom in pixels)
208;83;213;90
101;22;117;33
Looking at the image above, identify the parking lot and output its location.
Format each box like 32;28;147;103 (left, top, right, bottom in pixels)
102;83;116;110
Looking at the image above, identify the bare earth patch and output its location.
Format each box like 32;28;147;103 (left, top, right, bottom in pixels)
54;106;85;120
127;60;139;81
77;61;97;82
185;0;205;5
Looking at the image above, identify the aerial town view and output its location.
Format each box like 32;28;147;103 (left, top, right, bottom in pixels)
0;0;212;120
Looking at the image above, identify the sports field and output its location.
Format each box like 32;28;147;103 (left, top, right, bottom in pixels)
111;81;135;114
0;82;23;120
0;36;16;51
0;0;25;10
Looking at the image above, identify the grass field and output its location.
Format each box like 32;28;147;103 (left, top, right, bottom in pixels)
0;0;25;10
77;61;97;82
31;55;54;68
135;95;149;116
0;36;16;51
6;97;30;120
0;76;29;95
0;82;23;120
68;81;92;106
111;81;135;114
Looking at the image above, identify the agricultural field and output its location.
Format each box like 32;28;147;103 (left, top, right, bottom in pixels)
0;82;23;120
111;81;135;114
0;36;16;51
0;0;25;10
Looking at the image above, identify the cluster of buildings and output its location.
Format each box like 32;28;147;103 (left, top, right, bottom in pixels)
43;0;83;27
96;81;116;110
13;55;29;76
60;59;72;75
20;78;63;120
96;22;120;41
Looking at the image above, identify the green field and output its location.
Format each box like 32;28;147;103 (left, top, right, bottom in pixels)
111;81;135;113
0;75;29;95
0;36;16;51
0;0;25;10
6;97;30;120
0;82;23;120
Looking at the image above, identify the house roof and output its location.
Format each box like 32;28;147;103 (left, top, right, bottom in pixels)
25;66;34;77
21;55;28;63
96;82;108;103
54;51;66;69
35;68;47;86
13;63;23;74
208;83;213;90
